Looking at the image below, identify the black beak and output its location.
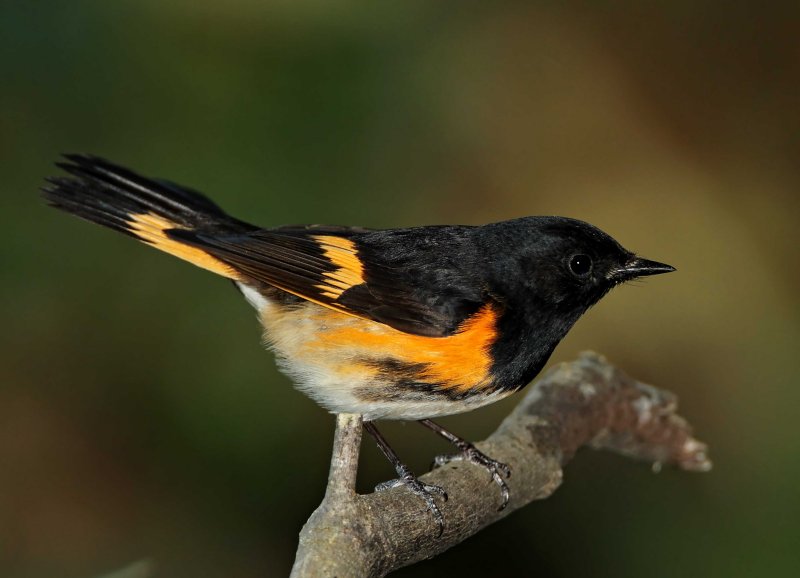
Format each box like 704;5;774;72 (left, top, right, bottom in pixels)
608;256;676;282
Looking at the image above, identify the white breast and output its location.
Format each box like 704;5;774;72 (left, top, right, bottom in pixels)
235;282;511;420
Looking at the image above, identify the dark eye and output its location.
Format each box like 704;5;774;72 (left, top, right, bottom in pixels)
568;254;593;277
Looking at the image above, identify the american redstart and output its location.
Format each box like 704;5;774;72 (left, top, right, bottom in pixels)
43;154;675;533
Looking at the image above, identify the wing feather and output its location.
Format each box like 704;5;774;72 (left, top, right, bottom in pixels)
167;227;484;337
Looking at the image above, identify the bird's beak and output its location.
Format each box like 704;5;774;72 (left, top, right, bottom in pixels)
608;256;676;283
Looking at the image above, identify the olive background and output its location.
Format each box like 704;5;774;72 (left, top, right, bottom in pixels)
1;2;798;577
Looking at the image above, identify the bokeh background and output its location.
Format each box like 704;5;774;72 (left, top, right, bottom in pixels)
2;1;798;577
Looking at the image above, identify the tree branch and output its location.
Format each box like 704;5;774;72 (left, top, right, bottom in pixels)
291;352;711;577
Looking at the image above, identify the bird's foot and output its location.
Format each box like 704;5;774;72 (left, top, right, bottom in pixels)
433;443;511;510
375;466;448;536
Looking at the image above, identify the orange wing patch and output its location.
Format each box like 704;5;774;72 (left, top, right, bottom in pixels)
312;235;365;299
128;213;240;279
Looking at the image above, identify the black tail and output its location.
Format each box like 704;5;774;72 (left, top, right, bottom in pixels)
42;154;252;278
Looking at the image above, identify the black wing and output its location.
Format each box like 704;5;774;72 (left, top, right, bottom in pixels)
45;154;486;337
172;225;486;337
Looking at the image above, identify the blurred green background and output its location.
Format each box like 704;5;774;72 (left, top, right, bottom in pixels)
2;1;798;576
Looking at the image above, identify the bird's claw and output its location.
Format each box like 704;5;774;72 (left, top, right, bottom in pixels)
375;474;448;536
433;445;511;510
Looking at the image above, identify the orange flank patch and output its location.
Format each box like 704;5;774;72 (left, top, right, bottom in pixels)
305;303;499;393
312;235;365;299
127;213;240;279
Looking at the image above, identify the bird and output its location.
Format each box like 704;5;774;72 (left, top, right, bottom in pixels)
43;154;675;535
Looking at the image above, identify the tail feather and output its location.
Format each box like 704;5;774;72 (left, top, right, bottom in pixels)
43;175;140;239
42;154;252;279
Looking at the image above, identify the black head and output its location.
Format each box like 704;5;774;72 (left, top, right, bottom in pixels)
482;216;674;317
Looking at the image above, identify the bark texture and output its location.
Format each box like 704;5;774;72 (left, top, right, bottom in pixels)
291;352;711;577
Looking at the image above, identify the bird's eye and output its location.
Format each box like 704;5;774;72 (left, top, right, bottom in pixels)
568;254;592;277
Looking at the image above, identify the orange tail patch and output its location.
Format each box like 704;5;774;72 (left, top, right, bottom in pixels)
127;213;240;279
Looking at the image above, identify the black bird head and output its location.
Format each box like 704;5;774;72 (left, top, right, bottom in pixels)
475;216;674;390
483;216;675;318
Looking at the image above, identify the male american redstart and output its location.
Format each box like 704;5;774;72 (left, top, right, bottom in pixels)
43;154;675;534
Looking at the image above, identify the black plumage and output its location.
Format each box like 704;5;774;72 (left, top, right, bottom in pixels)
43;154;675;398
42;153;676;531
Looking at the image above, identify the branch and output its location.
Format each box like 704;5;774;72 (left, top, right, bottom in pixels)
291;352;711;577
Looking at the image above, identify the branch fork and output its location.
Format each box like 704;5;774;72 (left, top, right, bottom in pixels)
291;351;711;577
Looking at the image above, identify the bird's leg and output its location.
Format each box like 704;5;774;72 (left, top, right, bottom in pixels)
419;418;512;511
363;421;448;536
